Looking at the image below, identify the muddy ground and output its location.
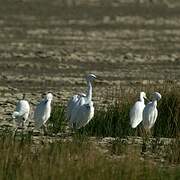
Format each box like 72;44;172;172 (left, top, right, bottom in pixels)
0;1;180;172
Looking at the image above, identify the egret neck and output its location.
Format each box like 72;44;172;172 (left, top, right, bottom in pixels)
86;79;92;101
45;99;52;106
140;93;145;103
152;99;157;107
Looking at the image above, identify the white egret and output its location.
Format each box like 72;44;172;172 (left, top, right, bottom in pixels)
34;93;53;132
143;92;162;130
67;74;96;129
130;92;148;128
12;94;30;128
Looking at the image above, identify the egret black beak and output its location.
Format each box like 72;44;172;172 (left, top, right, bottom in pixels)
95;76;102;80
145;96;150;102
44;100;48;104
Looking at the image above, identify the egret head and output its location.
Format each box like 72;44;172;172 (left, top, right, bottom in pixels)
140;91;149;101
152;92;161;101
140;92;147;98
78;93;86;97
86;74;96;82
45;93;53;101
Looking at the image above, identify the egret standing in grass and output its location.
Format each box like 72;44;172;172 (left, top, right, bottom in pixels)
130;92;148;128
12;93;30;128
141;92;162;153
67;74;96;129
143;92;162;130
34;93;53;133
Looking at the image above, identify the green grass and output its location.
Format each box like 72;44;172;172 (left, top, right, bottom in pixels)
154;90;180;137
49;83;180;138
48;105;66;134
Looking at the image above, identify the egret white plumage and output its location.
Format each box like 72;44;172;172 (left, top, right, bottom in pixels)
130;92;147;128
143;92;162;130
67;74;96;129
34;93;53;131
12;94;30;128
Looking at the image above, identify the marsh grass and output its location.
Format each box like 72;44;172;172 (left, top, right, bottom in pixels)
79;83;180;138
0;134;180;180
165;139;180;164
1;83;180;179
154;90;180;137
82;101;134;137
49;83;180;138
48;105;66;134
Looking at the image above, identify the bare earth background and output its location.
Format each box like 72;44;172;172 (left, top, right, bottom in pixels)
0;0;180;120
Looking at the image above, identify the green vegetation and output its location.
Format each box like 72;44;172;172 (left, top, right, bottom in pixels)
48;105;66;134
49;83;180;138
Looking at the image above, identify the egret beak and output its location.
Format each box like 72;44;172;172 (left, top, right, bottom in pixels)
95;76;102;80
44;100;48;104
144;96;150;102
93;75;97;79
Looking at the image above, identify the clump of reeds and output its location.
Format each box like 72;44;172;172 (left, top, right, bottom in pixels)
154;89;180;137
82;101;133;137
82;82;180;138
48;105;66;134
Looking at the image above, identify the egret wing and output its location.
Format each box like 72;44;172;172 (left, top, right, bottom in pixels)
73;101;94;129
69;96;87;127
66;95;79;120
12;100;30;126
16;100;30;117
34;100;46;128
66;93;86;120
143;102;158;129
130;101;145;128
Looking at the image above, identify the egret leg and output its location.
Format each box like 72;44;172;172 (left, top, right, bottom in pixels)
68;122;77;136
21;121;25;136
13;127;18;138
73;122;79;135
23;119;29;130
139;126;144;137
142;128;151;153
134;128;138;137
42;124;48;135
72;122;76;130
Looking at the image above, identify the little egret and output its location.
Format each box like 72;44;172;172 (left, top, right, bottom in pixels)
34;93;53;132
143;92;162;130
130;92;148;128
67;74;96;129
12;94;30;128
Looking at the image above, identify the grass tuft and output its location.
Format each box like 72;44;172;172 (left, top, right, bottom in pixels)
48;105;66;134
